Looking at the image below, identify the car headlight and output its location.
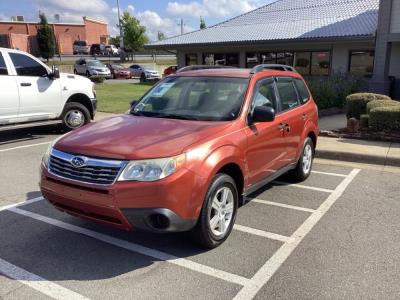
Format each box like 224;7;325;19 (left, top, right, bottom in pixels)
118;154;185;182
42;144;52;168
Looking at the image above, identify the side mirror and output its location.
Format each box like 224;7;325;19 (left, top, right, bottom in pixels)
49;66;60;79
130;100;139;108
251;106;275;123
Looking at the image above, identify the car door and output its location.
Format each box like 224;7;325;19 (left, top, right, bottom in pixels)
275;77;305;164
8;52;62;120
76;59;87;74
0;51;20;124
245;77;287;186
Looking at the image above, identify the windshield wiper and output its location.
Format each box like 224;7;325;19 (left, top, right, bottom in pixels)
154;113;197;121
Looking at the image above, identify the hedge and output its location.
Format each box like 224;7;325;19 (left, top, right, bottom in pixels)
366;99;400;114
369;106;400;131
346;93;391;119
90;76;106;84
360;114;369;128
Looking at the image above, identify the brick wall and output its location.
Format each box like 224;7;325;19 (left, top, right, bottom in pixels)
84;17;108;45
9;33;29;52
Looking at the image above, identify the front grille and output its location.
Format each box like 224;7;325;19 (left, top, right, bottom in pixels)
49;149;125;185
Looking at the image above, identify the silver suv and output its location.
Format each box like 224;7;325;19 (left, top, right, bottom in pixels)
74;59;111;78
73;41;89;55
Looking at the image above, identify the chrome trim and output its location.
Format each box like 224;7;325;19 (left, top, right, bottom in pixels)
48;148;127;186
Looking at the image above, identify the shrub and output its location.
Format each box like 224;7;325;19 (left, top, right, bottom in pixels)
346;93;391;119
360;114;369;128
366;99;400;114
306;72;367;110
369;106;400;132
90;76;105;84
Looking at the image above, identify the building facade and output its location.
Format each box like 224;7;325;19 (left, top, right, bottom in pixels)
147;0;400;98
0;16;108;55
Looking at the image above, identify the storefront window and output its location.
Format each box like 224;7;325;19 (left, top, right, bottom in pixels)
311;51;330;75
203;53;239;67
185;53;198;66
276;52;294;66
294;52;311;75
246;53;259;68
349;51;374;76
260;52;277;64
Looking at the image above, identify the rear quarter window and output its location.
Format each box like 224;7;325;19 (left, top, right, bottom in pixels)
0;53;8;75
294;78;310;103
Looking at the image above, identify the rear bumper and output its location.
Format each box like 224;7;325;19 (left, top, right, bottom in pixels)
40;166;205;232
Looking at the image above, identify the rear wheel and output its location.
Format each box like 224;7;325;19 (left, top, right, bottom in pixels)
73;69;78;74
289;137;314;181
140;73;146;83
191;174;238;249
60;102;91;131
86;71;91;77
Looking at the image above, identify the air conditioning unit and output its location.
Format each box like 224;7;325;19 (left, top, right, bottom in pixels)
11;16;24;22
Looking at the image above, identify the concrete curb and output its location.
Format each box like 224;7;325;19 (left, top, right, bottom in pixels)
315;149;400;167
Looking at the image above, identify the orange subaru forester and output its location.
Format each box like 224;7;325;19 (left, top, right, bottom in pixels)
40;64;319;248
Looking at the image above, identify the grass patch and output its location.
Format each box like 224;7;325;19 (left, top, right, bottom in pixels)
95;82;152;113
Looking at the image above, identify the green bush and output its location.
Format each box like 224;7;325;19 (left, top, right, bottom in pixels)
366;99;400;114
306;72;367;110
360;114;369;128
369;106;400;131
90;76;105;84
346;93;391;119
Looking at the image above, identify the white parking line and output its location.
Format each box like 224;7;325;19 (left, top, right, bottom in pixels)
0;197;43;212
234;168;360;300
234;224;291;243
311;170;347;177
8;207;250;287
0;141;52;153
0;258;88;300
249;198;316;213
273;180;334;193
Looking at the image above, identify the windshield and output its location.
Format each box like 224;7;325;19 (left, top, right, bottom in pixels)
87;61;106;67
131;76;249;121
112;64;125;69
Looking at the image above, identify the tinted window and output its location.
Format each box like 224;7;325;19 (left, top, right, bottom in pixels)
276;79;299;111
0;53;8;75
9;53;47;77
252;79;277;112
293;78;310;103
349;51;374;76
311;51;330;75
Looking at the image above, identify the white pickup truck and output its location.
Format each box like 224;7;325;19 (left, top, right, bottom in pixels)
0;47;97;131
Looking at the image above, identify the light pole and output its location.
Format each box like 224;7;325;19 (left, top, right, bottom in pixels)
117;0;124;48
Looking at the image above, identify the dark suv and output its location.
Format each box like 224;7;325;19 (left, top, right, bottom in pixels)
40;64;319;248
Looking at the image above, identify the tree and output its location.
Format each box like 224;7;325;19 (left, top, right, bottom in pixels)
200;16;206;29
120;11;149;51
109;36;120;47
157;31;166;41
36;13;55;61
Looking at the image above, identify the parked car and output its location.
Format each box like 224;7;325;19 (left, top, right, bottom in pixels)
106;63;131;79
129;64;161;82
74;59;111;78
39;64;319;248
90;44;102;56
73;40;89;55
104;45;119;56
163;65;178;77
0;48;96;131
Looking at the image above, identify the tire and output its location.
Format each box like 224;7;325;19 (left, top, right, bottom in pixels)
60;102;91;131
191;174;238;249
73;69;78;74
289;137;314;181
140;73;146;83
86;71;91;78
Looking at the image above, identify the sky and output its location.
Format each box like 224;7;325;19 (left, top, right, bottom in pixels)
0;0;274;41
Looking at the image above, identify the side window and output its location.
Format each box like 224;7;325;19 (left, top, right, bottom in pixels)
252;78;277;112
276;79;300;111
9;53;48;77
293;78;310;103
0;53;8;75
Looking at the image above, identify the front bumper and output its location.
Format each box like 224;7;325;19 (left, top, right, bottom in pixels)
90;97;97;119
40;165;205;232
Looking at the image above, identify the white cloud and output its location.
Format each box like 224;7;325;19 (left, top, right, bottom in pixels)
0;13;8;21
34;0;109;14
167;0;259;18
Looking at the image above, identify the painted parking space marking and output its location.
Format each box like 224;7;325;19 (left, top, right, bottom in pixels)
234;224;291;243
0;142;52;153
8;207;250;287
0;258;89;300
234;168;360;300
311;170;348;177
0;196;43;212
248;198;316;213
273;180;334;193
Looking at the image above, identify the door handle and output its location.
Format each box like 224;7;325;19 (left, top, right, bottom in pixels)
278;123;287;130
20;82;31;87
302;113;308;120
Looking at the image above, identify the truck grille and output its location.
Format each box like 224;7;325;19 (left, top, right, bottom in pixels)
49;149;126;185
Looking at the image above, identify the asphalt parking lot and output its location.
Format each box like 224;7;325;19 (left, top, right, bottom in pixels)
1;127;400;299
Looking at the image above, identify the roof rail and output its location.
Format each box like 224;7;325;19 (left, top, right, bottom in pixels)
176;65;234;73
250;64;297;74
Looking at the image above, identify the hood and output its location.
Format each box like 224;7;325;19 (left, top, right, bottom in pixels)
54;114;231;160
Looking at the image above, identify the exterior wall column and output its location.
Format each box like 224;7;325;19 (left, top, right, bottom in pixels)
239;50;246;68
177;50;185;68
370;0;393;95
197;52;203;65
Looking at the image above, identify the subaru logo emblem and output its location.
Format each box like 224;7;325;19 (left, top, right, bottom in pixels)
71;157;86;168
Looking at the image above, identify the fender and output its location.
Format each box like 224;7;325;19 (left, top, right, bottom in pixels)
295;118;319;161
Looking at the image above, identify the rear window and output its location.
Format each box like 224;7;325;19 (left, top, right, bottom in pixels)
276;79;300;111
74;41;87;46
293;78;310;103
0;53;8;75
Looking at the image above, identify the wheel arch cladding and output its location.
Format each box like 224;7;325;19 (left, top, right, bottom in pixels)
67;93;94;118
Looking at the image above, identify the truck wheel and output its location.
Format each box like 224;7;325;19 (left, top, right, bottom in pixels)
191;173;238;249
289;137;314;181
140;73;146;83
60;102;91;131
86;71;91;78
73;69;78;74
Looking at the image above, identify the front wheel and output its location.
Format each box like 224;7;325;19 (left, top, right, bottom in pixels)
289;137;314;181
191;174;238;249
60;102;91;131
140;73;146;83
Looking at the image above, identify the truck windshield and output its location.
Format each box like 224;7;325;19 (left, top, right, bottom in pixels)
131;76;248;121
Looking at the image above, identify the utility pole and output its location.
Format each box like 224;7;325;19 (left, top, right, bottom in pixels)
117;0;124;48
178;18;184;35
